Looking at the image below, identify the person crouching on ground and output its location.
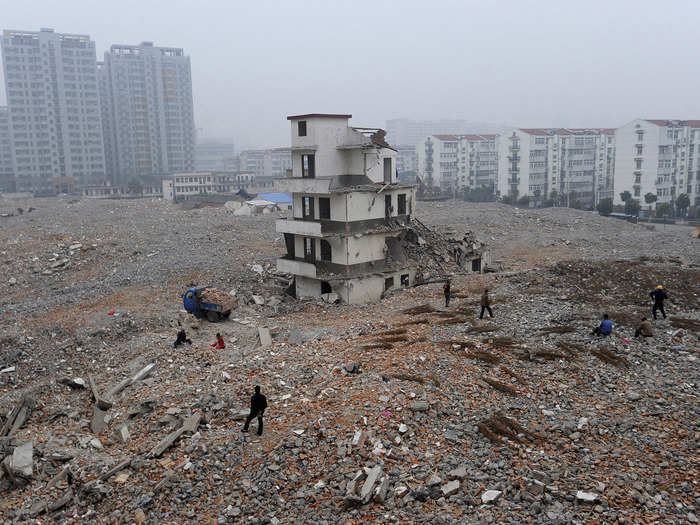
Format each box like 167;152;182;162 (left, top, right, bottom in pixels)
211;332;225;349
592;314;613;336
174;328;192;349
242;385;267;436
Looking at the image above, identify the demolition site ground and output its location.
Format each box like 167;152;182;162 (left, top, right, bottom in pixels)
0;197;698;524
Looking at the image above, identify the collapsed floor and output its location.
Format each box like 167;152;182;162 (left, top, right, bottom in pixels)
0;198;698;524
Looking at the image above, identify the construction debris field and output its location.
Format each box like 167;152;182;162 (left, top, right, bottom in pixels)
0;197;698;524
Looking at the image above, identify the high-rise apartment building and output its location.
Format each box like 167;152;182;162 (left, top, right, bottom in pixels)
416;134;499;193
386;118;503;146
497;128;615;208
100;41;195;183
614;119;700;207
0;106;14;192
1;28;106;192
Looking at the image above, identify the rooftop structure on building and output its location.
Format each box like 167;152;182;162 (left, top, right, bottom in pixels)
275;113;419;304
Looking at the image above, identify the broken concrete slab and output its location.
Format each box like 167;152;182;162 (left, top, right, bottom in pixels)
343;470;367;507
115;424;130;443
360;465;383;503
148;412;201;457
321;292;339;304
5;441;33;477
88;374;113;411
442;480;460;496
251;295;265;305
90;407;109;434
58;377;86;389
481;489;502;504
576;490;598;503
448;465;468;480
258;326;272;347
107;362;156;398
373;475;390;503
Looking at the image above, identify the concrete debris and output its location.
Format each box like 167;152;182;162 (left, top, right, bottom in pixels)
481;489;502;504
58;377;87;389
258;326;272;347
115;424;130;443
576;491;599;503
441;480;460;496
3;441;33;477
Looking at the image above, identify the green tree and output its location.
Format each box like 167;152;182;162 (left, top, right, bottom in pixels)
619;190;632;203
500;194;515;205
624;198;641;216
596;197;613;216
550;190;559;206
656;202;671;217
676;193;690;217
644;192;657;216
517;195;531;207
533;189;541;207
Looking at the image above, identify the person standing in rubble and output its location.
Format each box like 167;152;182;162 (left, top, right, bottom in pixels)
173;328;192;349
211;332;225;350
241;385;267;436
479;288;494;319
443;280;451;307
650;285;668;320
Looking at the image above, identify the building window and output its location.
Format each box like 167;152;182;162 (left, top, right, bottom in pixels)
303;237;315;262
302;195;314;219
400;274;409;287
383;157;392;183
634;187;640;197
321;281;332;294
397;194;407;215
635;159;643;170
384;194;392;218
319;197;330;219
472;258;481;272
298;121;307;137
635;145;643;155
320;240;331;261
302;154;315;178
636;131;644;142
384;277;394;291
634;173;641;184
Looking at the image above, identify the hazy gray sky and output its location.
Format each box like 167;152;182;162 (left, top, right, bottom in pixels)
2;0;699;149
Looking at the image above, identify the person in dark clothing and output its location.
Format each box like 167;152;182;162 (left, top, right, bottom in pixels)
173;329;192;349
592;314;613;336
443;281;451;307
480;288;494;319
650;285;667;319
242;385;267;436
634;317;653;338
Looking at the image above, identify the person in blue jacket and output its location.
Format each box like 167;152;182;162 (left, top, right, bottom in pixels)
592;314;613;336
650;285;668;320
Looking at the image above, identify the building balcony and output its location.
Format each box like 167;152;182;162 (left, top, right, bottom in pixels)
276;219;322;236
277;257;317;278
277;177;332;194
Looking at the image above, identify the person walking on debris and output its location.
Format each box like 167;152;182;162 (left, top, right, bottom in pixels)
479;288;494;319
211;333;225;350
173;328;192;349
242;385;267;436
443;280;451;307
650;285;668;320
634;317;653;338
592;314;613;336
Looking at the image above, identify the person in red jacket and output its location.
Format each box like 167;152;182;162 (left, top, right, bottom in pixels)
211;333;225;349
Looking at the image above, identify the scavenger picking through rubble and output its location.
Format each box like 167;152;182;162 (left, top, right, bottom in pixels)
211;332;225;350
242;385;267;436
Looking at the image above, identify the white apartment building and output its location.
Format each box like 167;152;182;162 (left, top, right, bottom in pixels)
162;171;255;201
276;113;417;304
497;128;615;208
1;28;106;193
416;134;499;193
395;144;417;173
614;119;700;207
238;148;292;179
0;106;14;192
195;139;235;171
100;42;195;183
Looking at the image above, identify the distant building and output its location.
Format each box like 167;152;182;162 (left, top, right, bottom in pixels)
0;106;14;192
614;119;700;207
238;148;291;179
386;118;503;147
276;113;417;304
497;128;615;208
417;134;499;193
395;144;417;173
82;180;162;199
195;139;235;171
162;171;255;202
1;28;106;192
100;41;195;183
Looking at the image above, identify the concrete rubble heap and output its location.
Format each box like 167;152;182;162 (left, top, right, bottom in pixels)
0;183;699;522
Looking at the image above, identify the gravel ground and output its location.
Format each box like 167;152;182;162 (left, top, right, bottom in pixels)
0;196;698;524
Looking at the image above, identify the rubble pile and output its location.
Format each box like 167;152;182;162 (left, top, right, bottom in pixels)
0;197;698;523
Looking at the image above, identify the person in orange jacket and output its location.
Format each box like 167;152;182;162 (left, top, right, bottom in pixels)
211;333;225;349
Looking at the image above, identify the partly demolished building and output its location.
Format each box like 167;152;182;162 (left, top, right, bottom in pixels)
275;113;489;304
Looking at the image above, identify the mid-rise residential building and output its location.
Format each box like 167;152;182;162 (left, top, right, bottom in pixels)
100;41;195;183
1;28;106;192
385;118;501;146
195;139;235;171
395;144;417;173
614;119;700;207
238;148;291;180
416;134;499;193
0;106;14;192
276;113;417;304
162;171;255;201
497;128;615;208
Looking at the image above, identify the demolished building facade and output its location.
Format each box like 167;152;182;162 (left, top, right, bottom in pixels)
276;113;488;304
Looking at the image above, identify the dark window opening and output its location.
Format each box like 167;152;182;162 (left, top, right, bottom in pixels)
472;258;481;272
384;277;394;291
320;239;332;261
384;194;392;218
302;154;315;178
284;233;295;258
400;274;409;287
298;120;307;137
319;197;330;219
321;281;332;294
303;237;315;263
302;195;314;219
383;157;392;184
397;193;406;215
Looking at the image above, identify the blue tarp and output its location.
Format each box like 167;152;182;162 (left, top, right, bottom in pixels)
258;192;292;204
